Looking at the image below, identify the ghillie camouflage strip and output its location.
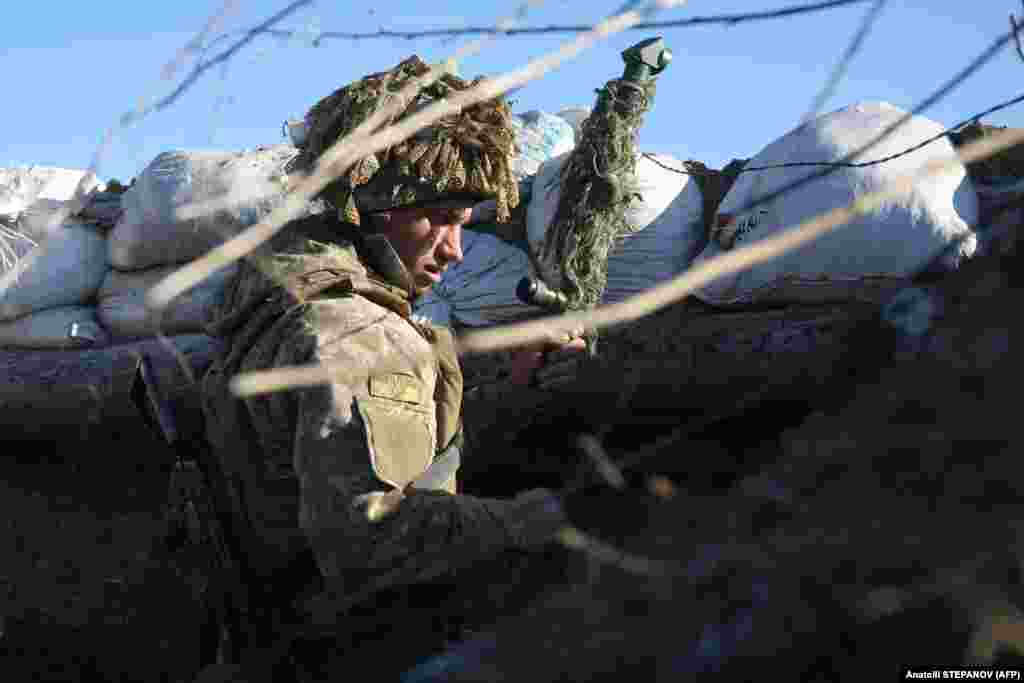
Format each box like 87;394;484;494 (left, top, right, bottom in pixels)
295;55;520;225
540;77;657;311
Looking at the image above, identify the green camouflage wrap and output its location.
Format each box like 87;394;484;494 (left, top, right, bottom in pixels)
539;77;657;311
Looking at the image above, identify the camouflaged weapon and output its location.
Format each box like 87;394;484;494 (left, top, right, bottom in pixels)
519;37;672;354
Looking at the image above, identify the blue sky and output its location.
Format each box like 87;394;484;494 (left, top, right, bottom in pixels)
4;1;1024;184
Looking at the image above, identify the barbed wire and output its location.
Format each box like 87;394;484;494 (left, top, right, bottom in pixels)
643;90;1024;180
637;20;1024;220
745;96;1024;173
220;13;1024;400
723;23;1024;217
141;0;877;151
143;0;316;119
205;0;870;45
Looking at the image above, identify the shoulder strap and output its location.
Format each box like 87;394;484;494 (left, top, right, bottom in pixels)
293;267;413;319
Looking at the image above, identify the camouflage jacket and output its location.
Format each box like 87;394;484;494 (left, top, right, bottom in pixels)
200;213;531;599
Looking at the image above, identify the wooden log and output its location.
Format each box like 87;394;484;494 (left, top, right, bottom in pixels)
0;334;223;442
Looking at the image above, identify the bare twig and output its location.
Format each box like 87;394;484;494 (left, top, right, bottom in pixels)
217;0;870;43
119;1;245;384
141;0;316;120
0;2;240;303
576;434;627;489
203;5;684;401
218;16;1024;400
803;0;888;121
146;0;553;366
150;62;466;311
229;120;1024;398
556;525;672;576
1012;0;1024;63
161;0;240;83
148;1;679;319
205;4;682;399
173;0;554;226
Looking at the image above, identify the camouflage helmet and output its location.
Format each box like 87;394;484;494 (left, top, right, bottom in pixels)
295;55;520;225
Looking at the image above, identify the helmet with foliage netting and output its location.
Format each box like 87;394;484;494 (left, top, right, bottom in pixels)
294;55;520;226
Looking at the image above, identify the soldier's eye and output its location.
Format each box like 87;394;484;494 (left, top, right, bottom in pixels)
423;209;464;225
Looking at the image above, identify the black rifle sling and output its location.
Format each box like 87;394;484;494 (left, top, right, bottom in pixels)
131;354;255;662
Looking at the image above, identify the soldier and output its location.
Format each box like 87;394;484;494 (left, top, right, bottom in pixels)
198;54;587;673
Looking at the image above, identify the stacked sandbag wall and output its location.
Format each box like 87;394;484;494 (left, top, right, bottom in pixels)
98;144;324;343
0;145;323;356
0;147;319;436
0;166;111;351
692;101;980;307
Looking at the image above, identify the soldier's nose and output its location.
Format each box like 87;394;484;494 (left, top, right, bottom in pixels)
439;223;463;264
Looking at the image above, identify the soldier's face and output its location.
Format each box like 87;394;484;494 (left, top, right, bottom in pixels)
375;205;469;296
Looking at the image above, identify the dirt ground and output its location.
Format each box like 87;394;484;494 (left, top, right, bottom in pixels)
0;423;208;682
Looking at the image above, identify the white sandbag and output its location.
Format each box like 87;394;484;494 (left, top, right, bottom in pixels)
97;263;238;340
0;166;103;238
511;111;576;181
0;222;108;321
527;151;705;302
693;101;979;306
0;169;41;219
0;305;108;350
109;145;323;270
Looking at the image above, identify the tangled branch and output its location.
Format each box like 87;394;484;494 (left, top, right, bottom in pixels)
227;0;871;43
218;18;1024;395
147;1;680;318
802;0;888;120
